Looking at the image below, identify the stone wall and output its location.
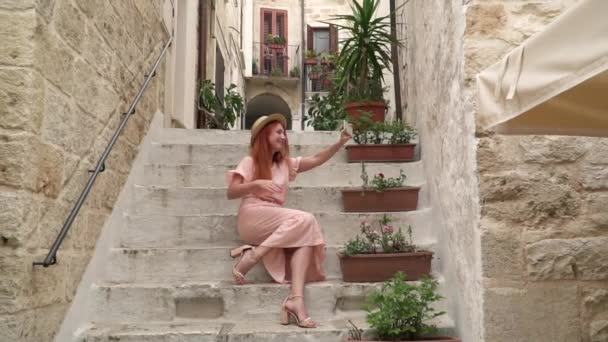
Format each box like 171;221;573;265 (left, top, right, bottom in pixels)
467;1;608;341
0;0;167;340
396;1;484;341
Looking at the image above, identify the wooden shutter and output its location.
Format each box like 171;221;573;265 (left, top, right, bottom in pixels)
263;12;272;40
276;12;285;39
329;24;338;52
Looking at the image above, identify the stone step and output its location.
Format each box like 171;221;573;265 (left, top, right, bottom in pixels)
141;161;423;187
89;280;391;324
129;185;429;216
154;128;345;145
105;244;438;284
119;209;436;248
146;143;354;165
77;316;454;342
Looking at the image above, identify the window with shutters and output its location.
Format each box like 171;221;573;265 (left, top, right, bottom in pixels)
260;8;288;75
307;25;338;53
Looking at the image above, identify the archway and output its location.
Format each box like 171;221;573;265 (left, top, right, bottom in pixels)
245;94;292;129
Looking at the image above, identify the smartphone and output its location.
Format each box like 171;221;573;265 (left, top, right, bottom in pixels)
341;120;353;136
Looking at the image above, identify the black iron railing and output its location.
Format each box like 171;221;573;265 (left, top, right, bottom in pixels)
33;35;173;267
252;42;300;77
305;61;335;93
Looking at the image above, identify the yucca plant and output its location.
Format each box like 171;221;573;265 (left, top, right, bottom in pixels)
329;0;399;101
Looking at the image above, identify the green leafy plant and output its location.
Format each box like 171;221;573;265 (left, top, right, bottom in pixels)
343;234;372;257
289;66;300;77
222;84;244;129
342;214;415;257
252;59;259;74
364;272;446;341
351;113;417;145
304;92;347;131
328;0;400;101
197;80;243;130
198;79;217;113
360;162;407;192
305;49;317;59
266;34;286;45
271;68;284;77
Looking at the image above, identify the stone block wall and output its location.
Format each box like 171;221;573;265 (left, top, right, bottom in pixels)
396;1;484;341
0;0;167;340
399;0;607;341
468;1;608;341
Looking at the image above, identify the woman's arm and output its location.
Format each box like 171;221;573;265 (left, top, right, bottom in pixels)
226;175;282;200
298;130;351;173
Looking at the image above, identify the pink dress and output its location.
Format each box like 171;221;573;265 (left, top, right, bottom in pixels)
225;156;326;284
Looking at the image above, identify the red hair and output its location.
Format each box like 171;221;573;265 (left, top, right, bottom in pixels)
250;121;290;180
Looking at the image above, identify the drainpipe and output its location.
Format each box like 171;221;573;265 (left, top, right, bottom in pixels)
300;0;306;130
197;0;208;128
390;0;403;121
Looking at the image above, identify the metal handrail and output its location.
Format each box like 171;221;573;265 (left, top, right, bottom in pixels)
33;35;173;267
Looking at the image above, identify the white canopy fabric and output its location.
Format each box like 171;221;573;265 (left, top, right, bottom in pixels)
477;0;608;137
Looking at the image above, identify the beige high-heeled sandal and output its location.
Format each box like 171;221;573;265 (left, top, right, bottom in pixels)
280;295;317;328
230;245;256;285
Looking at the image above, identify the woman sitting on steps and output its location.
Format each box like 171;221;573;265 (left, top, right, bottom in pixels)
226;114;351;328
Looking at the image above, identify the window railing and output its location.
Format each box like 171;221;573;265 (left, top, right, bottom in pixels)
252;42;301;78
304;60;335;93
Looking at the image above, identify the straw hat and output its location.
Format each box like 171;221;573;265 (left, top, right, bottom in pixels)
250;114;287;145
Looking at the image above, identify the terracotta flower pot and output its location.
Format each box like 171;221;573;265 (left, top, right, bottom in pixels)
338;250;433;282
341;187;420;212
346;144;416;162
304;58;318;65
345;101;386;124
346;337;461;342
267;43;285;50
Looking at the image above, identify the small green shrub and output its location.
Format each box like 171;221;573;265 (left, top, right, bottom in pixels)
365;272;446;341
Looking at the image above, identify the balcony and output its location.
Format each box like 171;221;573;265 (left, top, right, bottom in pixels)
251;42;301;79
304;58;335;94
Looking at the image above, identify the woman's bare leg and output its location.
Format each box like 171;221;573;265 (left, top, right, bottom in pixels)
285;246;315;324
234;245;271;277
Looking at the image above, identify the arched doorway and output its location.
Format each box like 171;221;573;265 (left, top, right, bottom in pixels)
245;94;292;129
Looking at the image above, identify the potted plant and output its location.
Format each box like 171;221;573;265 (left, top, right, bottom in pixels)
266;34;286;49
338;215;433;282
305;91;346;131
330;0;398;123
304;49;318;65
320;51;337;66
271;68;284;77
252;58;259;75
197;80;244;130
341;162;420;212
289;66;300;78
346;115;418;162
347;272;460;341
308;64;322;80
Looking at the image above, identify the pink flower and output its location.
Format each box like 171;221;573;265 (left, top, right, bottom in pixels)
381;225;394;234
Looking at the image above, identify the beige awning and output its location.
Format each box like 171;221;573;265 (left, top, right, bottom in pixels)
477;0;608;137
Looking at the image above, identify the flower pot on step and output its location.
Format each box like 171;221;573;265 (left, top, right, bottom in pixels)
346;144;416;162
268;43;285;50
341;187;420;212
338;250;433;282
345;101;386;124
347;337;461;342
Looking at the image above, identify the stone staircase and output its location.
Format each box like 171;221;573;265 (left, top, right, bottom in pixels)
75;129;455;341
